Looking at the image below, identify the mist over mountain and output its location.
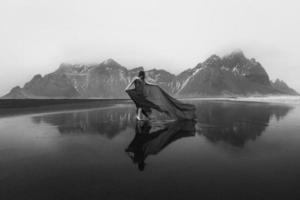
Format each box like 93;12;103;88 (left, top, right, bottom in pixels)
2;51;298;99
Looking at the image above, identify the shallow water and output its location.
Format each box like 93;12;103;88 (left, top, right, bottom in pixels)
0;100;300;200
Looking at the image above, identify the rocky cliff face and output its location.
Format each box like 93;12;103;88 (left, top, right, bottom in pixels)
177;51;278;97
22;73;80;98
271;79;298;95
2;51;298;99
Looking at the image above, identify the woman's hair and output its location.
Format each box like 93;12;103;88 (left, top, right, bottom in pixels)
138;70;145;80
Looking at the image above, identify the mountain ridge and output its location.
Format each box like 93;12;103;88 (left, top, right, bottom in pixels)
2;51;298;99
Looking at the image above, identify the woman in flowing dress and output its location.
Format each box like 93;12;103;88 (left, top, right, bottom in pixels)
125;70;196;120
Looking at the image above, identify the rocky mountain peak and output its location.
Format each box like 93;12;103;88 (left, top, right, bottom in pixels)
271;79;298;95
56;63;93;74
147;69;175;82
130;66;144;72
2;86;26;99
126;66;144;77
225;49;245;58
32;74;42;80
274;78;284;84
147;68;174;75
203;55;222;67
222;50;247;68
11;86;21;92
101;58;121;67
273;79;290;88
58;62;72;68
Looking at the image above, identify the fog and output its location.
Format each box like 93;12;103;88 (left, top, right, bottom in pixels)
0;0;300;95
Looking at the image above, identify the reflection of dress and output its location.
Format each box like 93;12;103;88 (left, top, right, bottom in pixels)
125;120;196;171
126;78;196;120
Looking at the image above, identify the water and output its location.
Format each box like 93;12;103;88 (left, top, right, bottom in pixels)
0;100;300;200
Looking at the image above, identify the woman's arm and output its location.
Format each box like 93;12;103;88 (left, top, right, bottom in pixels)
125;77;139;91
145;80;158;86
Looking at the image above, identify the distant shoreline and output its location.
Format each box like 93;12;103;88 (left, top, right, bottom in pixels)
0;96;299;118
0;99;132;118
0;99;131;109
1;96;299;109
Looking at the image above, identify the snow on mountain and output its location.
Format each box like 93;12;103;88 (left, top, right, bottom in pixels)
2;51;298;99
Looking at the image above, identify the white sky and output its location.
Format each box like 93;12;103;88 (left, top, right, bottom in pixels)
0;0;300;95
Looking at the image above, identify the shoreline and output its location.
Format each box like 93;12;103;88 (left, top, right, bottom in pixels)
0;99;132;118
0;96;299;118
1;96;299;108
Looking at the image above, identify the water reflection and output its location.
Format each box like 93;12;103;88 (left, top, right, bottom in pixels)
195;101;292;147
125;120;196;171
0;100;298;199
32;106;136;139
31;101;292;147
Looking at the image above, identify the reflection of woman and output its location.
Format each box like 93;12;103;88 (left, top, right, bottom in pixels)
125;70;196;120
125;121;168;171
125;120;196;171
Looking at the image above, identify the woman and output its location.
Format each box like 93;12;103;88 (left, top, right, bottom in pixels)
125;70;196;120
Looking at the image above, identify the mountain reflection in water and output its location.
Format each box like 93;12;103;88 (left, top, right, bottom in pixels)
32;106;136;138
1;100;299;200
32;101;292;149
194;101;292;147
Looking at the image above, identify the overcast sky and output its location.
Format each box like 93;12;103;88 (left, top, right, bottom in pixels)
0;0;300;95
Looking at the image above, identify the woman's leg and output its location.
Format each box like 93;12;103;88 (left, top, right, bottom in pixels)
136;108;142;120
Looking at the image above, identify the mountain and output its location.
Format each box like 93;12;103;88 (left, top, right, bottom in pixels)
271;79;298;95
177;51;279;97
2;51;298;99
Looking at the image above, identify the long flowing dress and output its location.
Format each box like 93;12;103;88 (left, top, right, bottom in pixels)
126;78;196;120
